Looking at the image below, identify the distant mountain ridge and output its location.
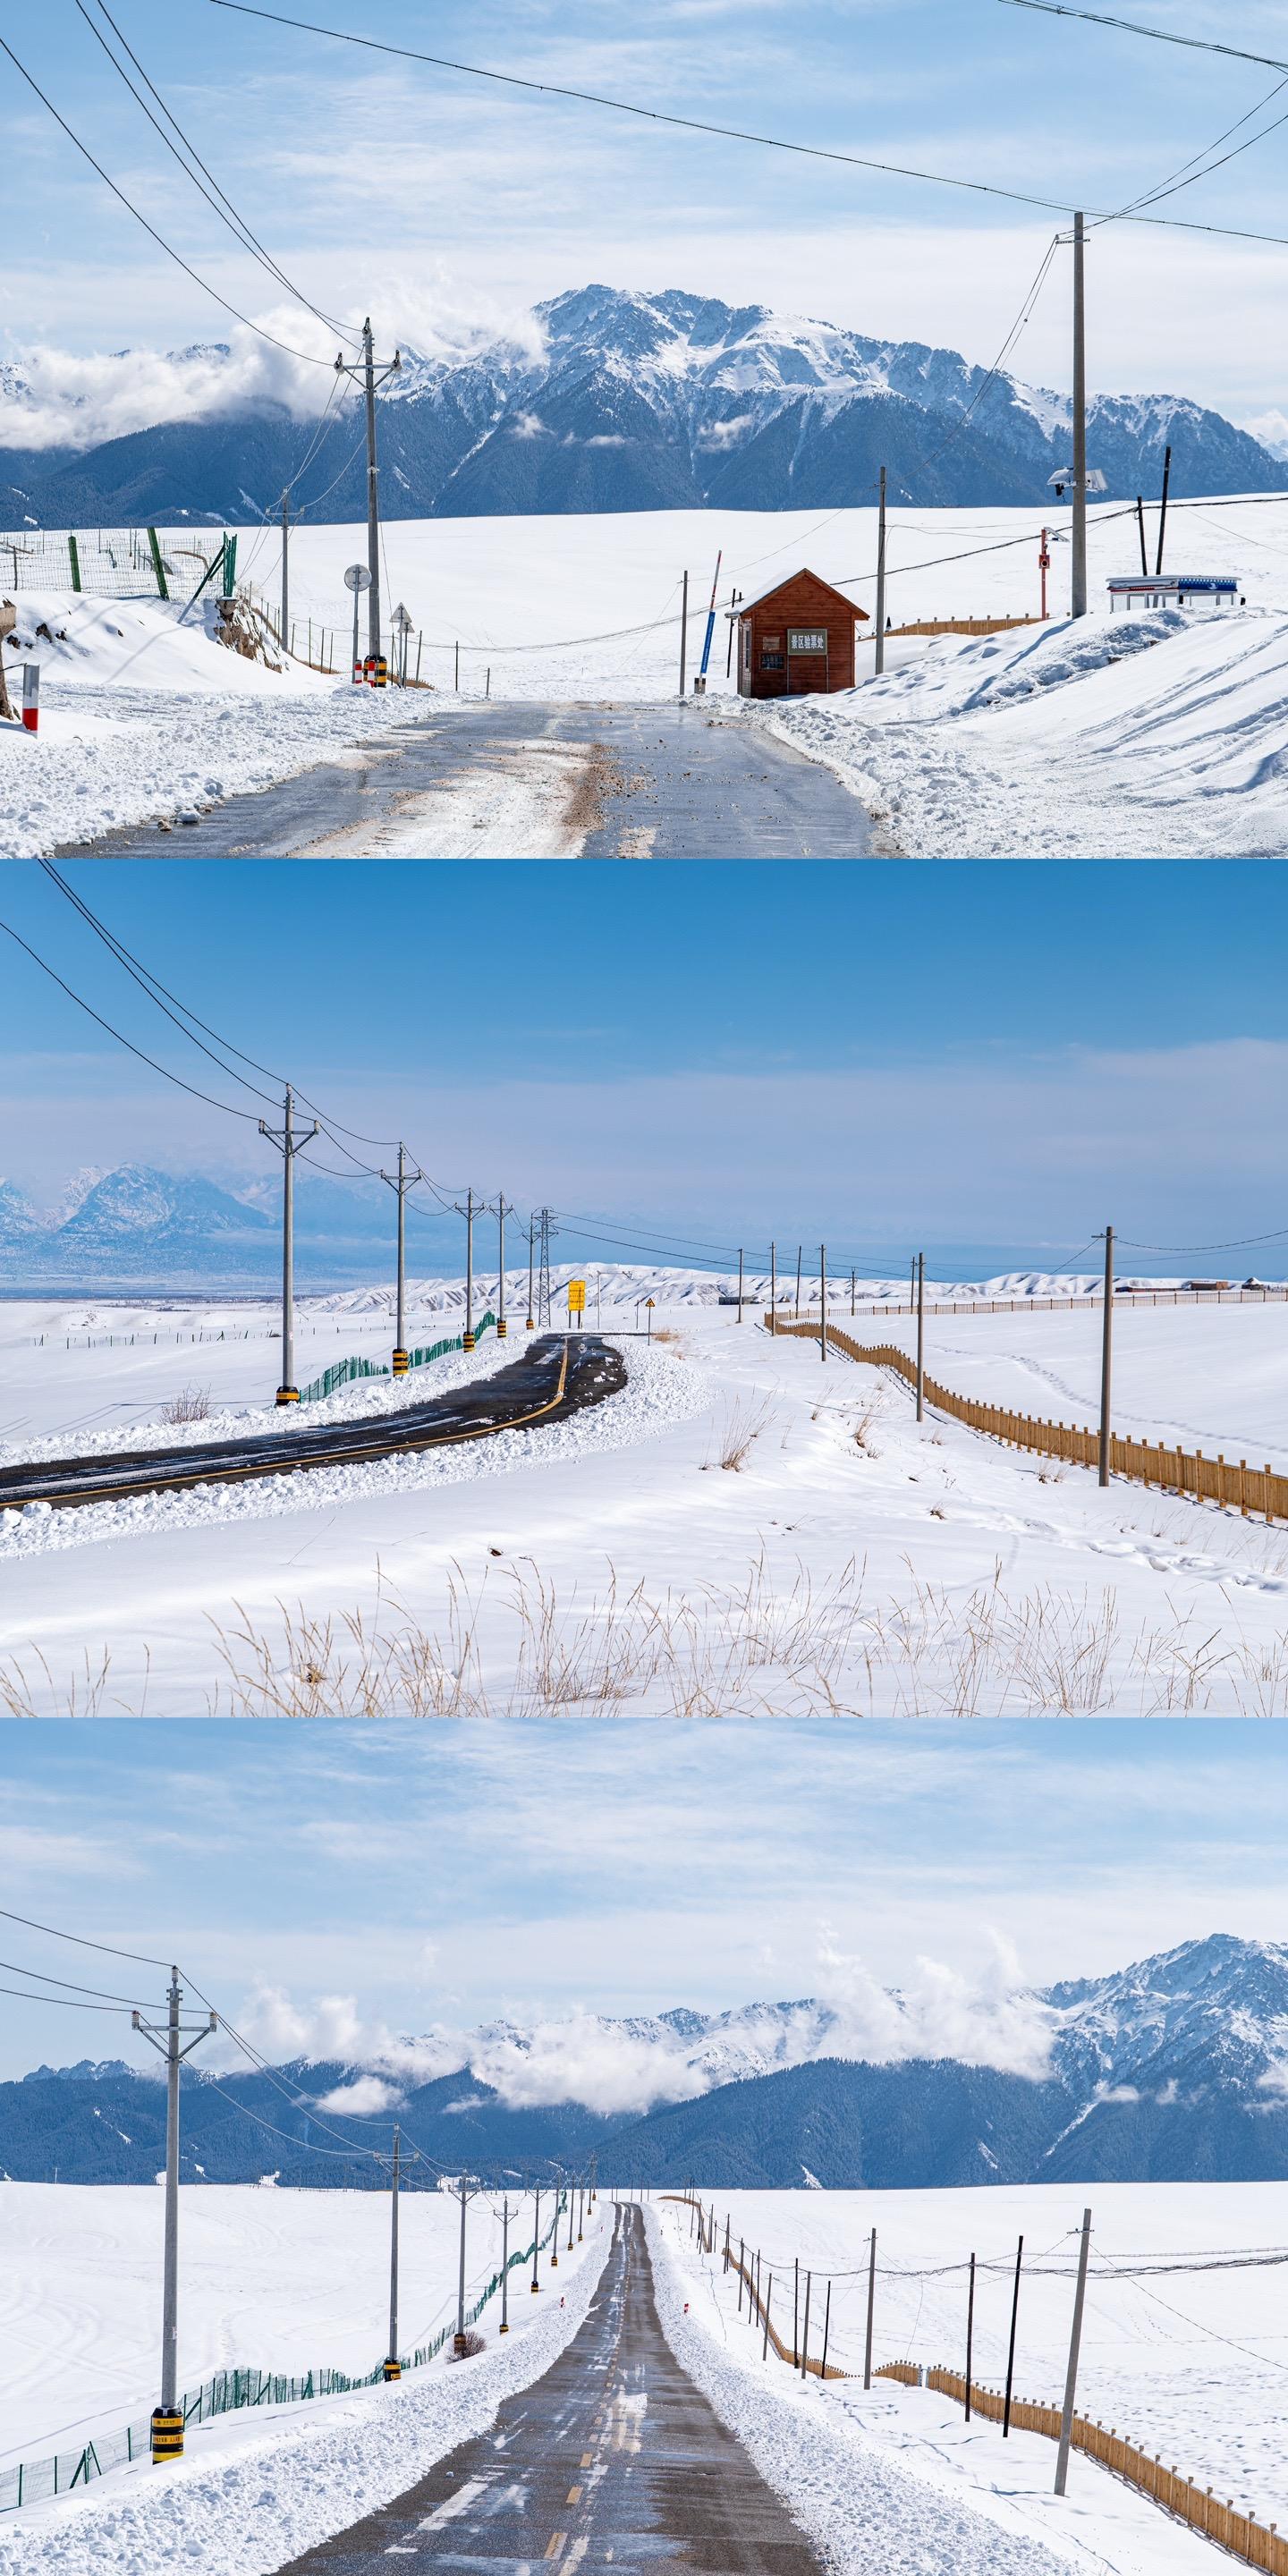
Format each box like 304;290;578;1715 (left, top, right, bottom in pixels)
5;1936;1288;2190
4;286;1284;526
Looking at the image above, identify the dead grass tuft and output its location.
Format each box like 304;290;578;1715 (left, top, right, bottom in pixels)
160;1385;212;1425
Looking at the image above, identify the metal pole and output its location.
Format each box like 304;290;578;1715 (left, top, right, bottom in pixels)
531;2187;541;2292
501;2200;511;2333
1072;215;1088;619
352;585;360;682
820;1243;827;1362
280;490;289;655
864;2228;876;2389
465;1189;475;1346
793;2257;799;2366
396;1143;406;1360
363;318;381;665
1055;2209;1092;2496
965;2250;975;2421
801;2270;811;2377
1003;2235;1024;2436
916;1252;925;1422
456;2180;469;2342
679;570;689;697
496;1198;507;1340
1099;1225;1114;1487
161;1972;181;2410
820;2281;832;2380
1156;443;1173;576
281;1086;296;1397
527;1222;536;1332
1136;496;1148;575
874;464;887;674
387;2126;400;2369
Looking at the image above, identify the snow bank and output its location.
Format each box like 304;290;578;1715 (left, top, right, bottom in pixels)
0;2198;611;2573
763;605;1288;857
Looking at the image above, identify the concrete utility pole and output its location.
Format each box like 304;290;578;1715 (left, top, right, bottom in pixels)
1099;1225;1114;1487
769;1241;777;1335
258;1086;318;1403
679;570;689;697
380;1142;424;1377
965;2250;976;2420
819;1243;827;1363
280;489;289;653
453;1186;478;1350
496;1196;513;1340
531;2186;542;2292
451;2174;480;2349
1003;2235;1024;2436
526;1220;537;1333
874;464;888;674
916;1252;926;1422
737;1247;744;1324
131;1970;216;2458
335;317;402;666
500;2198;518;2333
863;2230;876;2389
1072;215;1088;619
385;2128;402;2377
1055;2208;1092;2496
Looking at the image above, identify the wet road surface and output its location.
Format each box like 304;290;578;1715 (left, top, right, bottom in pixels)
273;2203;825;2576
59;701;871;859
0;1334;625;1512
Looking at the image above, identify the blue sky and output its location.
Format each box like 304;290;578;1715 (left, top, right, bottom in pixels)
0;1717;1285;2082
6;0;1288;436
4;858;1288;1273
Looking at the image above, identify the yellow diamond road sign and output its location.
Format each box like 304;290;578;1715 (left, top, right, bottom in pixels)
567;1278;587;1312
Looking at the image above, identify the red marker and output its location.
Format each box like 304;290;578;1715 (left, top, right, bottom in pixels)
21;664;38;734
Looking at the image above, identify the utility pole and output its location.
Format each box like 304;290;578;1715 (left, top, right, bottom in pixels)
1155;443;1173;575
379;1142;424;1377
1055;2208;1092;2496
1099;1225;1114;1487
499;2197;515;2332
258;1086;318;1403
801;2270;811;2378
131;1970;216;2459
965;2250;976;2421
531;2185;541;2292
280;489;289;654
538;1210;554;1327
1003;2235;1024;2436
453;1187;478;1350
769;1241;776;1335
679;569;689;697
1135;496;1148;576
495;1195;513;1340
794;1244;802;1318
335;317;402;668
874;465;888;674
384;2127;402;2378
820;2280;832;2380
863;2229;876;2389
1072;215;1088;619
451;2173;480;2350
526;1219;537;1332
916;1252;926;1422
819;1243;827;1363
737;1248;743;1324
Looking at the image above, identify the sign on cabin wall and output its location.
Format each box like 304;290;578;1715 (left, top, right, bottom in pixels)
788;628;827;653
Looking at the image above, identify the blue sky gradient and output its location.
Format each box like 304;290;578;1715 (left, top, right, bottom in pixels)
4;859;1288;1273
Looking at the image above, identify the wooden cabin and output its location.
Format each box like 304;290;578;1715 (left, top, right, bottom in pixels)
731;568;869;699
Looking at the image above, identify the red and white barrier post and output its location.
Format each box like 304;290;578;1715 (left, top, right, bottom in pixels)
21;663;38;734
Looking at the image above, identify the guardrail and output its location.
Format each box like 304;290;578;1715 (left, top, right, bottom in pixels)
298;1313;497;1405
769;1319;1288;1526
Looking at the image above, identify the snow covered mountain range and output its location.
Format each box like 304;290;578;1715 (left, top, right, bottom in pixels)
4;286;1284;525
6;1937;1288;2189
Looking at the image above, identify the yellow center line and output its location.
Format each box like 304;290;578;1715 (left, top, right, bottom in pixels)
580;2453;593;2468
566;2486;582;2504
545;2535;567;2560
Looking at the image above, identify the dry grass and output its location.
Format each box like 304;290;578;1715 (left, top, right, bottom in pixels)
159;1384;212;1425
703;1394;774;1474
7;1550;1288;1716
650;1326;684;1346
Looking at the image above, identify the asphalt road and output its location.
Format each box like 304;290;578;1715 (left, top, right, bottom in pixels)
273;2202;824;2576
0;1333;625;1512
60;700;872;858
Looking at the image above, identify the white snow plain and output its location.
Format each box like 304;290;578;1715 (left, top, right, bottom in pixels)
6;1281;1288;1711
5;498;1288;855
0;2182;610;2571
649;2185;1288;2575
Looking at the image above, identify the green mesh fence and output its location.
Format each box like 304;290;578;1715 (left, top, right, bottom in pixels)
1;2188;568;2512
299;1315;497;1407
1;530;233;604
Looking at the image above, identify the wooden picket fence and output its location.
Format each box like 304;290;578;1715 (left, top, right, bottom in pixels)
888;614;1043;638
876;2365;1288;2573
768;1320;1288;1525
663;2198;846;2379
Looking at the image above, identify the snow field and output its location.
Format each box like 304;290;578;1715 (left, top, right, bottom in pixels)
12;1298;1288;1708
0;2182;611;2572
649;2186;1288;2574
7;497;1288;854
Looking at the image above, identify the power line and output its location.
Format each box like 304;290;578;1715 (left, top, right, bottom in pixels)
0;1903;172;1970
0;30;338;366
998;1;1288;79
0;915;264;1122
208;0;1288;250
71;0;357;341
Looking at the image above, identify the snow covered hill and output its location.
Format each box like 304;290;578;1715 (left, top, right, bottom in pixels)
7;1939;1288;2190
4;286;1284;524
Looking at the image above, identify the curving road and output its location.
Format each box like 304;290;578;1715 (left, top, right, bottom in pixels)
0;1334;625;1513
272;2202;824;2576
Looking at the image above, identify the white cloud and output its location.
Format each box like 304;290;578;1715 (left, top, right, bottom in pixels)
468;2012;707;2116
314;2073;404;2115
813;1928;1055;2080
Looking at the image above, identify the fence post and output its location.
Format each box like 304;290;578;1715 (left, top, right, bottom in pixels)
147;528;170;600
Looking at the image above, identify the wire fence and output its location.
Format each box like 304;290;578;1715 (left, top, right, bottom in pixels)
298;1313;497;1405
1;2184;566;2514
771;1319;1288;1526
1;530;235;606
